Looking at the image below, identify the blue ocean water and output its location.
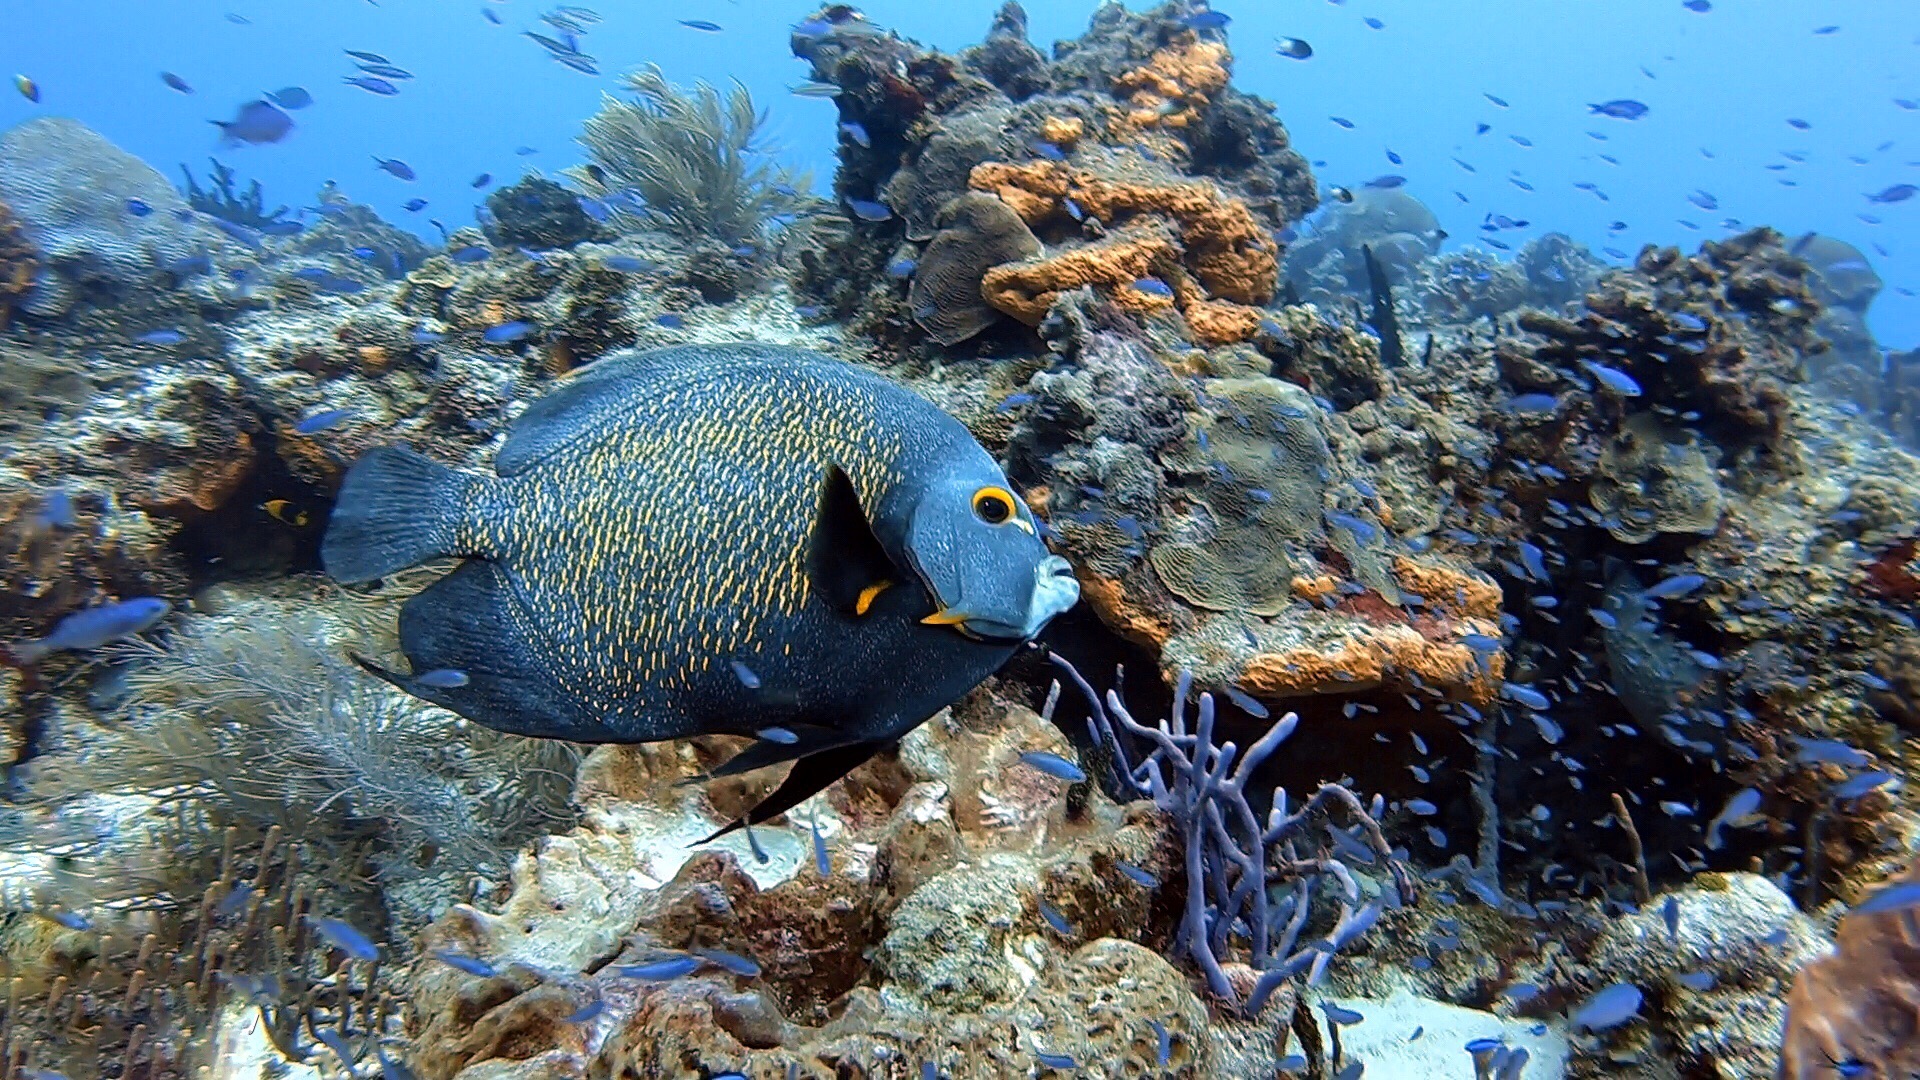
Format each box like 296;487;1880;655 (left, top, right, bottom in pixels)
4;0;1913;347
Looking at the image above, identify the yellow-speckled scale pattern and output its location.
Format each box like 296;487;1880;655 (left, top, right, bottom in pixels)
449;347;939;734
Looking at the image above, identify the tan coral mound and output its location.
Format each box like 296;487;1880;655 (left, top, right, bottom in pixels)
1110;38;1231;132
968;161;1277;345
1779;862;1920;1078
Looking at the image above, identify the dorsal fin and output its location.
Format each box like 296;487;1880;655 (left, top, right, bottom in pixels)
806;464;902;616
495;350;675;475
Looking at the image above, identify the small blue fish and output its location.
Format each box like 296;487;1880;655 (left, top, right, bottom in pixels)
1589;99;1649;120
601;255;655;273
1643;573;1706;600
1115;860;1158;888
1504;682;1550;710
1181;10;1230;30
756;726;796;744
810;816;830;876
417;669;471;689
845;198;893;222
449;246;490;264
886;257;917;278
1674;970;1715;991
161;71;194;93
483;320;535;343
1031;140;1065;161
137;328;185;345
1130;277;1173;297
562;998;606;1024
1581;360;1642;396
269;86;313;110
656;313;686;329
10;597;170;664
294;408;355;435
1853;882;1920;916
345;76;400;95
472;173;492;189
730;660;763;689
620;955;699;980
1704;788;1762;850
48;910;92;931
403;198;429;212
840;121;871;148
1322;1003;1364;1025
693;947;761;977
125;197;152;217
1037;899;1074;936
431;949;498;977
1794;738;1869;768
1833;771;1898;801
411;329;444;344
1571;982;1641;1031
309;916;379;961
1018;750;1086;783
31;489;76;532
1330;116;1356;129
1033;1053;1076;1071
374;157;416;180
1364;174;1406;189
679;19;723;31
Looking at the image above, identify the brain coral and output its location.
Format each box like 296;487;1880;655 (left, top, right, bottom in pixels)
1149;377;1330;617
909;191;1044;345
0;118;230;316
1589;412;1726;544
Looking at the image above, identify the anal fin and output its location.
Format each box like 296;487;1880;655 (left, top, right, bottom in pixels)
383;559;618;742
697;741;882;844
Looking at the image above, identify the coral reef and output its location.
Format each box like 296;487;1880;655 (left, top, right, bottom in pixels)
791;0;1312;340
571;65;813;245
7;7;1920;1080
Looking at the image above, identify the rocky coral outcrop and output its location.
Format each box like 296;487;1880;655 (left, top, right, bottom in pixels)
395;681;1347;1079
0;117;238;317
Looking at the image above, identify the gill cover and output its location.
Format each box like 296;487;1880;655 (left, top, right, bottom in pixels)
902;474;1079;641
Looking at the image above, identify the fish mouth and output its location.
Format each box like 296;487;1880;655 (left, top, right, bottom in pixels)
921;555;1079;641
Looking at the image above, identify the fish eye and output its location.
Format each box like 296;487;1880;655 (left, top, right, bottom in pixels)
971;486;1016;525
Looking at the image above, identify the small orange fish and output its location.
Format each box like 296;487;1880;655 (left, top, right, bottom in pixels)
263;499;310;527
13;75;40;103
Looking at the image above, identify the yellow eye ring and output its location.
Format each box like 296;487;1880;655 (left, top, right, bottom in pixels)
971;486;1034;533
972;486;1014;523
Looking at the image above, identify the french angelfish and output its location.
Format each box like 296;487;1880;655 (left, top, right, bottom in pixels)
322;343;1079;836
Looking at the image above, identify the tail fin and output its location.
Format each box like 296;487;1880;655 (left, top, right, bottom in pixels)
322;446;481;583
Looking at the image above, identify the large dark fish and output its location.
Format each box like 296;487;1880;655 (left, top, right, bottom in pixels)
323;343;1079;836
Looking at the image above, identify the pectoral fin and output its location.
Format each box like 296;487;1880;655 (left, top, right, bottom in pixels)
806;464;902;617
